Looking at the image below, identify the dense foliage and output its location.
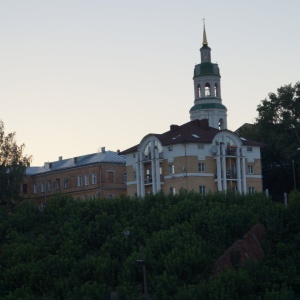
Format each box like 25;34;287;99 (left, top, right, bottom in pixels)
239;82;300;199
1;191;300;299
0;120;31;206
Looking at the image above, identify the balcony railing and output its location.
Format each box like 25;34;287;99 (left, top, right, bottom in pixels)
215;171;238;179
226;146;237;156
144;178;152;184
142;152;164;161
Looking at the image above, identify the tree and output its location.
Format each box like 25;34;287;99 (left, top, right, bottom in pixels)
239;82;300;199
0;120;31;206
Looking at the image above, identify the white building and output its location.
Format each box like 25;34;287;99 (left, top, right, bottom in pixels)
121;25;263;197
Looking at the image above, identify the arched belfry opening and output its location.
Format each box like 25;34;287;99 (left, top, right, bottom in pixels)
214;83;219;97
197;83;201;98
205;82;211;97
219;118;224;130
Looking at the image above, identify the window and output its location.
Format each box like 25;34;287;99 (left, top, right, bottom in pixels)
198;144;204;149
168;164;175;174
92;173;97;184
248;165;254;174
47;180;51;192
108;194;114;199
214;83;219;97
84;174;89;186
133;171;137;180
63;178;69;189
205;82;211;96
145;169;151;183
168;146;173;151
199;185;206;195
197;83;201;98
23;184;28;194
78;175;82;187
107;171;114;183
123;172;127;183
247;147;253;152
33;183;37;194
169;187;176;195
219;118;224;130
198;163;205;172
249;187;255;194
41;181;45;193
55;178;60;190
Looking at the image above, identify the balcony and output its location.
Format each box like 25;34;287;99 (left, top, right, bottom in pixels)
226;146;237;156
226;171;237;179
143;152;164;161
215;171;237;179
144;177;152;185
143;154;152;161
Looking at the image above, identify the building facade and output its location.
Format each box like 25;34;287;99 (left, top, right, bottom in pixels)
22;147;126;203
121;25;263;197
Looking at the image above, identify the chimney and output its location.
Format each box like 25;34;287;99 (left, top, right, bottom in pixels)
170;124;180;132
74;157;77;163
197;119;209;128
44;162;49;168
59;156;63;161
101;147;106;153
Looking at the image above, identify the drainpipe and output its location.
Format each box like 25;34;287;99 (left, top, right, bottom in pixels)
44;176;47;205
183;142;188;190
99;164;102;198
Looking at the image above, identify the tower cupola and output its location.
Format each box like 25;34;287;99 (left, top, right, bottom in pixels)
189;21;227;130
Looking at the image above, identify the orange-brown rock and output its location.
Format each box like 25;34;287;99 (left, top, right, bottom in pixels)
213;223;266;275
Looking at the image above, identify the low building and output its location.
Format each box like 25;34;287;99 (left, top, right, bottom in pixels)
22;147;126;203
121;119;263;197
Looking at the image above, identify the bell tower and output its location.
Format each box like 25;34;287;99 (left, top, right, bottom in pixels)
189;21;227;130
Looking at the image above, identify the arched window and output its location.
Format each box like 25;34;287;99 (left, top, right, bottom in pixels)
197;83;201;98
144;141;151;158
143;140;162;159
214;83;219;97
205;82;211;97
219;118;224;130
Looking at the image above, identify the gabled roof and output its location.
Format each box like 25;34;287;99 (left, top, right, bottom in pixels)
121;119;219;154
120;119;264;155
26;151;125;176
155;119;219;146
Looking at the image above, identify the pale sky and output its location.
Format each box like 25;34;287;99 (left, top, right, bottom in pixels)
1;1;299;166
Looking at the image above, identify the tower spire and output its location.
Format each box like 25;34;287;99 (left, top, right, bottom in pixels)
202;18;208;46
190;22;227;129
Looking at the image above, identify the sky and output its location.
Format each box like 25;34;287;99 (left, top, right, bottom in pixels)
1;1;300;166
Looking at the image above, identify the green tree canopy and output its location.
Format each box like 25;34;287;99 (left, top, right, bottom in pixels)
0;120;31;206
1;192;300;299
239;82;300;199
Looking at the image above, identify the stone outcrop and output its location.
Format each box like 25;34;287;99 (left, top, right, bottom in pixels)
213;223;266;275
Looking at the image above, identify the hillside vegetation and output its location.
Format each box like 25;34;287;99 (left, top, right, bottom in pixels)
1;191;300;299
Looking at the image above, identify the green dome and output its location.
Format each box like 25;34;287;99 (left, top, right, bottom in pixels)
194;62;220;77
